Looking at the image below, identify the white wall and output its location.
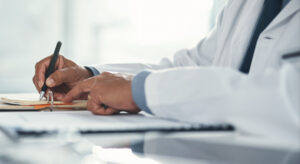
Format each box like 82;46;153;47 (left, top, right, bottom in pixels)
0;0;64;92
0;0;226;93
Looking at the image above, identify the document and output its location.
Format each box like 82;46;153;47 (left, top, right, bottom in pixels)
0;94;86;111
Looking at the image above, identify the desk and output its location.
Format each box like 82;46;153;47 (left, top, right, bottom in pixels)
0;94;299;164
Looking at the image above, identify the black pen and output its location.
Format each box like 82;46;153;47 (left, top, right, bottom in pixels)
39;41;62;101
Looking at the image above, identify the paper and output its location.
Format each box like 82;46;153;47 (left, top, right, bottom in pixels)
0;95;87;110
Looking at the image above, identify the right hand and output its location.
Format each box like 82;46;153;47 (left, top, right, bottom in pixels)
33;55;92;100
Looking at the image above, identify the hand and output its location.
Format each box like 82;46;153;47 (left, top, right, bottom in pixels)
62;72;141;115
33;55;92;100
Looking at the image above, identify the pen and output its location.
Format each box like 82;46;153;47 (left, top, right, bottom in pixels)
39;41;62;101
282;51;300;60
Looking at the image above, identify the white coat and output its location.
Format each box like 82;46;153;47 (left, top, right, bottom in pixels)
93;0;300;141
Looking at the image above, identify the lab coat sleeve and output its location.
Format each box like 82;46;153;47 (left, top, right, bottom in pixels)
86;2;227;75
142;64;299;140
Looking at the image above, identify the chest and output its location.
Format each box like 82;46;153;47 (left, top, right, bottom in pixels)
213;0;300;74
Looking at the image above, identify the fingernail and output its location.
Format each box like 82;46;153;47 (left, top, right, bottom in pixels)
38;81;44;88
46;78;55;86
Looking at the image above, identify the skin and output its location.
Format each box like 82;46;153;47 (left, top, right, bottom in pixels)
33;55;140;115
33;55;92;100
62;72;140;115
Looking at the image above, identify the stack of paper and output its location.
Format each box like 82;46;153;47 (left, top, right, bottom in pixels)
0;97;87;111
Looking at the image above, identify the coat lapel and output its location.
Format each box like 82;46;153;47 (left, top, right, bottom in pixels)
264;0;300;32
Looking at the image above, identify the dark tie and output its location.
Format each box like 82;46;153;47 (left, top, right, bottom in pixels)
239;0;283;73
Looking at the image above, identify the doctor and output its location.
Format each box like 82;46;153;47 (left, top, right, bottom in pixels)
33;0;299;140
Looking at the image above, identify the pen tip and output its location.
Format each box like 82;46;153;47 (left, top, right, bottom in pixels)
39;91;45;101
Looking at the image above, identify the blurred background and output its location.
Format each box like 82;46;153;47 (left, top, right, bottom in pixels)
0;0;226;93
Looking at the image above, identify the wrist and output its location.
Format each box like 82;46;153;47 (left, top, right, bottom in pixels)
82;66;93;78
129;81;140;110
131;71;152;114
84;66;100;77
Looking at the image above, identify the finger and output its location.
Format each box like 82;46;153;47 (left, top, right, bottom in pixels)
89;103;118;115
35;57;51;88
86;94;118;115
36;63;47;88
92;107;118;115
53;92;65;101
86;96;102;112
32;75;41;92
63;80;93;103
45;68;73;87
35;56;64;89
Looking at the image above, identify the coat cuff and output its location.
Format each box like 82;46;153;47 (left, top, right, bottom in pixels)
131;71;152;114
84;66;100;76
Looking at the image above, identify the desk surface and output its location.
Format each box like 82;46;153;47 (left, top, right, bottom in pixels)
0;93;299;164
1;130;299;164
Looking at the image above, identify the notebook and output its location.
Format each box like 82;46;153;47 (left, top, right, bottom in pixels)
0;97;87;111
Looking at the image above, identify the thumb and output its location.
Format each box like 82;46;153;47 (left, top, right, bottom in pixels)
46;68;73;87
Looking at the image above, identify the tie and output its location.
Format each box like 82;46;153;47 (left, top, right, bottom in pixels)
239;0;283;73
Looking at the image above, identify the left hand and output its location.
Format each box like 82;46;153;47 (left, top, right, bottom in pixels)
62;72;141;115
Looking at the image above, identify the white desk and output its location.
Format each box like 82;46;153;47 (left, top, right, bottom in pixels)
0;93;299;164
